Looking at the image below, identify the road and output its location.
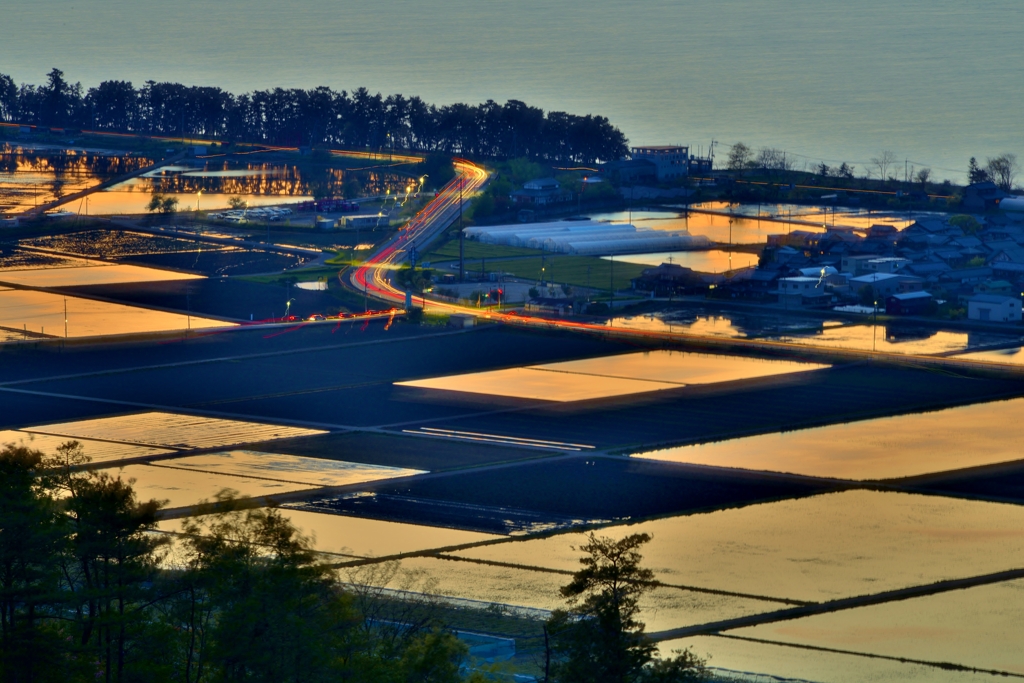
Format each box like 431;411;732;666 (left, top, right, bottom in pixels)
351;158;489;309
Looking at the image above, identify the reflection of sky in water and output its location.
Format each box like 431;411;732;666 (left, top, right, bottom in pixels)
91;188;310;214
388;557;775;633
0;289;227;338
161;450;423;487
633;397;1024;480
606;311;1014;355
735;578;1024;675
453;490;1024;603
590;202;946;244
600;249;759;272
398;350;826;402
0;262;201;287
657;635;985;683
956;346;1024;365
106;463;312;509
36;411;324;450
159;508;498;558
0;430;173;463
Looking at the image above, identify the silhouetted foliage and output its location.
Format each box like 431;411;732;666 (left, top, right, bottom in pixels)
1;71;628;164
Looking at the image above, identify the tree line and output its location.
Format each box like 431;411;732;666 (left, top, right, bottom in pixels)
0;69;629;165
726;142;1019;191
1;441;705;683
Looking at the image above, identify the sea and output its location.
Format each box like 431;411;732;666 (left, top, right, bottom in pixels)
3;0;1022;182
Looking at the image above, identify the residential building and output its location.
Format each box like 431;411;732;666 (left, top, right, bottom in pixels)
777;276;831;307
963;182;1008;212
966;294;1022;322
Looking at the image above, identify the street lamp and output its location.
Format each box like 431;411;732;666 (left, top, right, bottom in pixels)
196;189;202;213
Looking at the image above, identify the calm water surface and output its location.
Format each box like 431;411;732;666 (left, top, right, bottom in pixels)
5;1;1021;179
735;578;1024;674
453;491;1024;602
634;397;1024;480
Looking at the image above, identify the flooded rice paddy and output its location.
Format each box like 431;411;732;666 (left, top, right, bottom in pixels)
0;260;202;287
163;450;423;487
0;430;173;462
0;146;153;214
633;397;1024;481
451;491;1024;603
656;635;996;683
398;350;828;402
607;310;1013;357
0;288;228;338
34;411;326;449
108;463;314;509
591;202;928;246
733;578;1024;675
389;557;779;633
159;508;497;559
601;249;760;272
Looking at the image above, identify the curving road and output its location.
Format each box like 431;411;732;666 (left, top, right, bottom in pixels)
351;158;489;311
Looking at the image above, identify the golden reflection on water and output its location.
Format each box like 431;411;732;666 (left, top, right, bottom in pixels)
0;430;173;462
452;491;1024;602
105;463;314;509
0;290;228;338
163;450;424;487
0;262;202;287
634;397;1024;480
734;578;1024;675
397;351;827;402
158;508;498;558
391;557;776;632
775;324;970;355
35;411;325;449
600;250;760;272
656;635;991;683
957;347;1024;366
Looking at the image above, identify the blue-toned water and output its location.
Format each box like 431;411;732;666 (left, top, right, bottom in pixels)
4;0;1021;181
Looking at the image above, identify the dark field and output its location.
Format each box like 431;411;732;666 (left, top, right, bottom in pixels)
116;248;307;277
4;320;1024;534
295;457;839;534
55;278;348;321
264;431;547;471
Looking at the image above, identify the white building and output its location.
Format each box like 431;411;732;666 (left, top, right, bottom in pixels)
967;295;1022;322
777;276;829;306
630;146;690;181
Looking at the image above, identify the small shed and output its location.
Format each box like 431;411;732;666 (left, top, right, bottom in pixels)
886;291;933;316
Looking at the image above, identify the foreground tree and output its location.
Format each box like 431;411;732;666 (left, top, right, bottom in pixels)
547;533;705;683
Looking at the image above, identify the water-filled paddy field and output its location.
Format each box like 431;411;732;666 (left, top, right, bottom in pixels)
0;287;228;338
159;508;496;559
656;635;997;683
398;350;829;402
33;411;326;449
633;397;1024;480
732;578;1024;675
450;491;1024;603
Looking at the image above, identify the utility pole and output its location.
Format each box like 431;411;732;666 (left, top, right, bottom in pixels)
63;297;67;339
459;176;465;282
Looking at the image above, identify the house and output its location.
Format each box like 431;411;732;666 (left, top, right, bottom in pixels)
886;291;934;316
865;224;900;241
962;182;1008;212
777;276;831;307
630;146;690;181
976;279;1015;296
511;178;570;206
966;294;1022;322
850;273;923;299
